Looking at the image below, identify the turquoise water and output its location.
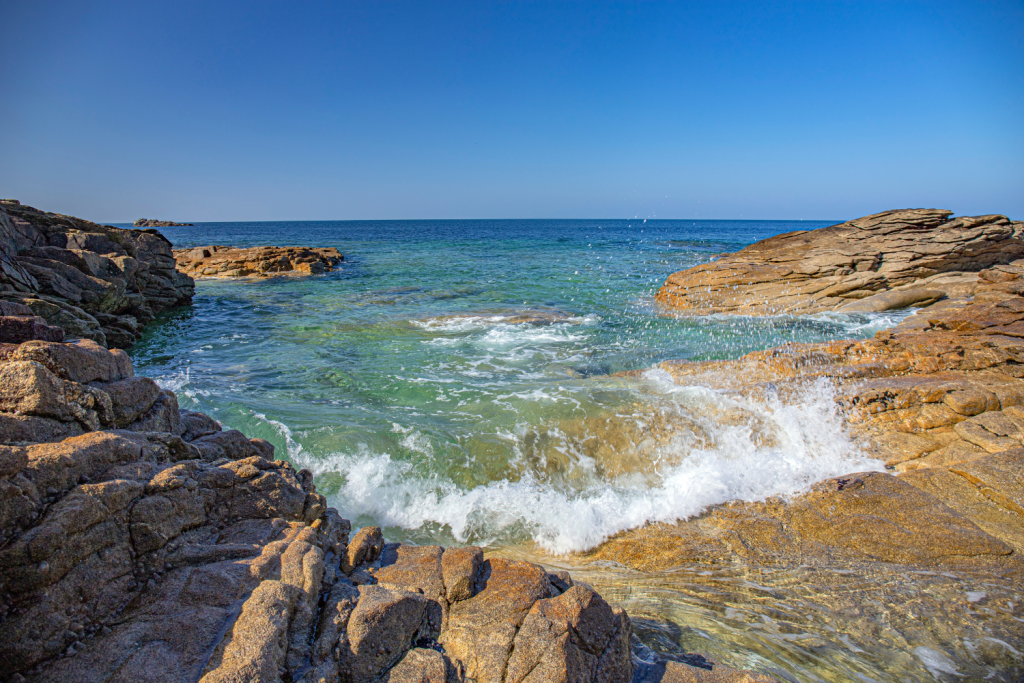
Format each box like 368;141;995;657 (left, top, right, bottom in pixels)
127;219;1011;682
130;219;898;552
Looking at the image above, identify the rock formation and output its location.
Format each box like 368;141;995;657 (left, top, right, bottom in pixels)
587;214;1024;674
134;219;194;227
657;209;1024;315
0;200;195;349
174;245;344;278
0;327;771;682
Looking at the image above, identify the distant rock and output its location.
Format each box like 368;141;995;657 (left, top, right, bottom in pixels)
133;218;193;227
1;202;194;349
657;209;1024;315
174;245;343;278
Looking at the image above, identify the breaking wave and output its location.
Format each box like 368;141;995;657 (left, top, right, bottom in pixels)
275;371;883;554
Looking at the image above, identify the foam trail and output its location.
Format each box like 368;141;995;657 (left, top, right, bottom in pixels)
291;372;884;554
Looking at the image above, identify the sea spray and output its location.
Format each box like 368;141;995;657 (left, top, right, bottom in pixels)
281;370;884;554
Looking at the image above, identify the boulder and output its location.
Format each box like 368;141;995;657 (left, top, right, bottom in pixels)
344;524;386;573
442;545;483;602
0;315;64;344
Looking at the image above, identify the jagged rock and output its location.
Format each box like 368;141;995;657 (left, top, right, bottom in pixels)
440;558;556;683
0;315;64;344
0;360;112;429
504;585;633;683
0;328;754;682
657;209;1024;315
441;545;483;602
126;390;182;434
1;202;194;348
5;339;132;384
173;245;343;278
344;524;386;573
380;648;450;683
0;413;83;445
179;409;222;441
191;428;272;461
93;377;160;427
343;585;433;682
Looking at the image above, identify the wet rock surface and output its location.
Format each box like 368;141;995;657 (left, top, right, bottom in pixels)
0;330;742;682
0;200;194;348
656;208;1024;315
582;210;1024;679
173;245;343;278
616;217;1024;572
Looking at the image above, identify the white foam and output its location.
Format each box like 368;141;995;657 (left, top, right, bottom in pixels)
290;372;884;554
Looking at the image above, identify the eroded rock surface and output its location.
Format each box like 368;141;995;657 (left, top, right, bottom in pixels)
173;245;343;278
657;208;1024;315
0;331;684;683
0;200;194;348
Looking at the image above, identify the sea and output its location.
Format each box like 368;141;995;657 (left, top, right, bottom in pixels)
121;219;1018;682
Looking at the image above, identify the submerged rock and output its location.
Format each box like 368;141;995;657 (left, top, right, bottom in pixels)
173;245;343;278
0;201;194;348
656;208;1024;316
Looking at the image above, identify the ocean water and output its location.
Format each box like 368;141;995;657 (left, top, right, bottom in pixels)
130;219;893;552
125;219;1022;681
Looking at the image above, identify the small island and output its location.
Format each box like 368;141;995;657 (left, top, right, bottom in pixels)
173;245;343;278
133;218;193;227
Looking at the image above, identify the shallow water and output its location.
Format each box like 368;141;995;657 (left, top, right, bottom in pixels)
126;218;973;680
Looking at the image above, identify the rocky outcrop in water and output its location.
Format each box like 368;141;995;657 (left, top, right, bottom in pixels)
1;328;767;683
133;219;194;227
657;209;1024;315
174;245;343;278
588;216;1024;677
628;220;1024;569
0;201;195;349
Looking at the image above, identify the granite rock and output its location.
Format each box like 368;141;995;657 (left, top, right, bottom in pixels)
657;209;1024;316
173;245;343;278
0;202;194;348
0;333;667;683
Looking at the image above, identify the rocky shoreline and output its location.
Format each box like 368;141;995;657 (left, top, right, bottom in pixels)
6;203;1021;680
581;208;1024;678
1;201;194;349
0;206;767;683
173;245;344;279
0;318;773;683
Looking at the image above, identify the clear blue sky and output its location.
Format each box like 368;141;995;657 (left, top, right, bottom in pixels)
1;1;1021;222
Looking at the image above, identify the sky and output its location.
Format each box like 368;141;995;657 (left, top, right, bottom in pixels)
0;1;1021;222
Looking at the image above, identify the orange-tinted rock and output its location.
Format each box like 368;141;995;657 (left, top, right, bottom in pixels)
657;209;1023;316
173;245;342;278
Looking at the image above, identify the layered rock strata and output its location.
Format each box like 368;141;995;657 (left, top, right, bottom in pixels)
603;214;1024;573
0;200;195;349
133;219;194;227
173;245;343;278
656;208;1024;315
1;331;756;683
